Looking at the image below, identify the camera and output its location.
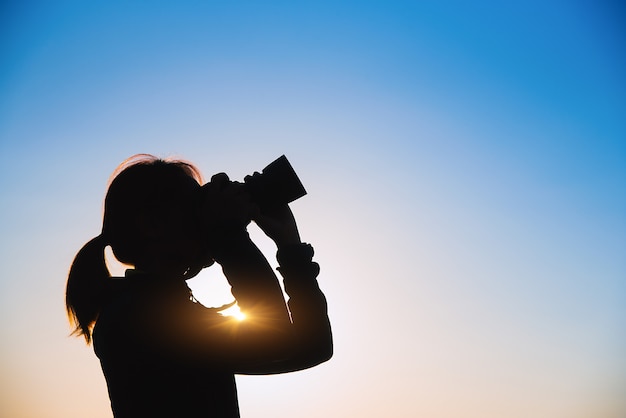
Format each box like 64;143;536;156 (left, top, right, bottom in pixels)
242;155;307;210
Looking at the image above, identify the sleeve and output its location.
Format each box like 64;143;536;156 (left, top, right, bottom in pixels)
235;243;333;374
154;229;296;370
121;231;332;374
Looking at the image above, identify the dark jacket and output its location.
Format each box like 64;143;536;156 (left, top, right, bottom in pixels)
93;236;332;417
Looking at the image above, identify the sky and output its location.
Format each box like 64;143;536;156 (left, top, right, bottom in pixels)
0;1;624;417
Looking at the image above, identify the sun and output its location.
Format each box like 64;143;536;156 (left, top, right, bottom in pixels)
220;304;246;321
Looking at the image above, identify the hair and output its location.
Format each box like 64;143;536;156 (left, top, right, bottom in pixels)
65;154;203;343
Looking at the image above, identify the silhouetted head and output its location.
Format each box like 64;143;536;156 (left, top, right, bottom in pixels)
66;154;206;342
102;154;205;276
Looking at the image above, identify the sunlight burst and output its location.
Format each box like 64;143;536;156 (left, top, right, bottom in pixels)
220;304;246;321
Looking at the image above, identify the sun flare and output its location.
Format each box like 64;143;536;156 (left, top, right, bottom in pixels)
220;304;246;321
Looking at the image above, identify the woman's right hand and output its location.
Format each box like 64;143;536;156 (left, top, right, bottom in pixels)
199;173;257;237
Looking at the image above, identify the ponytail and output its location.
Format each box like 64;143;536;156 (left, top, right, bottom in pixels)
66;155;203;344
65;235;110;344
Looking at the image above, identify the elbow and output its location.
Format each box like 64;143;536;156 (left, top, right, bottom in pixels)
307;334;333;367
316;348;332;366
313;322;333;364
319;338;333;363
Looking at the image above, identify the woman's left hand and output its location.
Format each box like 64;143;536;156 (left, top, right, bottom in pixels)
253;204;301;249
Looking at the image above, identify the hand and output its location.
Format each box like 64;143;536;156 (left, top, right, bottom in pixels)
199;173;256;235
253;204;302;248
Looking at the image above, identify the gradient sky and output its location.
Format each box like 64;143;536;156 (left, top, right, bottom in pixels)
1;1;624;417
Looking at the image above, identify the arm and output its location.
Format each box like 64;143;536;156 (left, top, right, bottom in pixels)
236;242;333;374
116;178;331;372
205;216;332;374
167;228;297;369
231;201;332;374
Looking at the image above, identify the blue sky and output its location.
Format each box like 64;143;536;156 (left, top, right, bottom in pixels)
1;1;624;417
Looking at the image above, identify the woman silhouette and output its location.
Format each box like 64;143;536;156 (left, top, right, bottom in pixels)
66;154;332;417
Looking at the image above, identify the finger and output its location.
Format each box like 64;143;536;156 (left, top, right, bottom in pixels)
243;171;261;181
211;172;229;182
202;173;230;196
210;172;230;188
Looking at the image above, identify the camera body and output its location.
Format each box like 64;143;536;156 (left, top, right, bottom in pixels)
243;155;307;210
